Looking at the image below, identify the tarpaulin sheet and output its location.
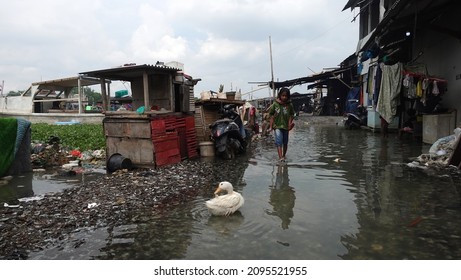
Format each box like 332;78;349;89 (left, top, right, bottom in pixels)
0;118;18;177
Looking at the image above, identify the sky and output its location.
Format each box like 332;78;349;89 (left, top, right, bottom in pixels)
0;0;359;99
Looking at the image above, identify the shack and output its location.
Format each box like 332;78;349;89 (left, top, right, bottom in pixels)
194;98;246;142
0;76;105;124
80;62;201;169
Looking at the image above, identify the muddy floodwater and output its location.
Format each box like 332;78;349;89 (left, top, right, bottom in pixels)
3;117;461;260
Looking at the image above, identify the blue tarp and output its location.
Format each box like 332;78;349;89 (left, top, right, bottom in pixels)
344;87;361;114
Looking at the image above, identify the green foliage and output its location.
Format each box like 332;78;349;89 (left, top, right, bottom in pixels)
31;123;105;151
70;87;102;104
86;91;103;104
7;90;23;96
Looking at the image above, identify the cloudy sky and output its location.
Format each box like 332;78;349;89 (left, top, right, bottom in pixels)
0;0;359;99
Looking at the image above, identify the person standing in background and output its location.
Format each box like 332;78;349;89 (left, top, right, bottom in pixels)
261;104;272;136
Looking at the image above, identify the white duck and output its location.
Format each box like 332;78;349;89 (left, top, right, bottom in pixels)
205;181;244;216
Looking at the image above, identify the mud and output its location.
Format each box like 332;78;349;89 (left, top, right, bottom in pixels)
0;159;233;260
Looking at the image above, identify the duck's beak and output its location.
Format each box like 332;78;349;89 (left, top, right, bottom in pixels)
214;186;223;196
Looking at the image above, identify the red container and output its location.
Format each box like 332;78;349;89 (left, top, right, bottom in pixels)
155;148;181;166
153;132;179;153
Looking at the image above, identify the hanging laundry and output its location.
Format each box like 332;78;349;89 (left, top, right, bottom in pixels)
376;62;403;124
416;79;422;98
367;65;375;100
373;65;382;107
419;78;429;106
403;74;416;99
432;81;440;95
422;78;429;93
403;74;410;88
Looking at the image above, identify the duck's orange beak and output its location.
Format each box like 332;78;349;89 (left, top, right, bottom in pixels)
214;186;223;195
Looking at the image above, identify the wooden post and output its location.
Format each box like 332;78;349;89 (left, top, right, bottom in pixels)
100;78;107;111
107;81;111;110
78;77;82;114
143;72;149;110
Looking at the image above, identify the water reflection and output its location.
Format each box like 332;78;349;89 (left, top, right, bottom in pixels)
0;169;104;204
339;169;461;259
97;210;196;260
16;119;461;259
336;133;461;259
0;173;34;204
267;165;295;230
207;211;245;235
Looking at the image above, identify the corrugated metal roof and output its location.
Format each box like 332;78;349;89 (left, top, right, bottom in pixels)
342;0;365;11
32;76;101;89
269;66;353;89
80;64;180;81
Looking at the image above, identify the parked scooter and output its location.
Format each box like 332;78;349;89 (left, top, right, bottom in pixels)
343;105;368;129
209;104;251;159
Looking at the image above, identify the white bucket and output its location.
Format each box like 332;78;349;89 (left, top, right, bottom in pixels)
199;141;215;157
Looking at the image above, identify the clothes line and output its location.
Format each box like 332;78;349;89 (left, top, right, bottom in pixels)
402;71;448;83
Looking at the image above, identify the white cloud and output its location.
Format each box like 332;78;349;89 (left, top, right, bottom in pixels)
0;0;358;98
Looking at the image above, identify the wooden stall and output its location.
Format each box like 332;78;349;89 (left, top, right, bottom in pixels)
80;63;201;169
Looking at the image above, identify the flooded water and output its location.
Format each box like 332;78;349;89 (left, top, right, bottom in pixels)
4;117;461;260
0;170;104;205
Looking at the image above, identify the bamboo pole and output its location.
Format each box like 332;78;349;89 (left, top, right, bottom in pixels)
269;36;276;98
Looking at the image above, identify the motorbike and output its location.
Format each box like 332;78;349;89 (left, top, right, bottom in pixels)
209;104;252;159
343;105;368;129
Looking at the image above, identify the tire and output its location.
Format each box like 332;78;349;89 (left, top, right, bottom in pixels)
222;145;235;159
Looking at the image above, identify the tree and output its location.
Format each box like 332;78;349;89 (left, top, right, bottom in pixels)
6;90;24;96
71;87;102;104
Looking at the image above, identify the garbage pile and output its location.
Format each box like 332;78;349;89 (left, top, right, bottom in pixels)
407;128;461;171
30;136;105;171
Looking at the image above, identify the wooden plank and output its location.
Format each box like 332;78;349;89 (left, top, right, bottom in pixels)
194;105;206;141
104;119;151;138
106;137;154;165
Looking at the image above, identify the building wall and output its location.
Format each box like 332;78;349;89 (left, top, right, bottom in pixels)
414;6;461;125
0;96;33;113
130;77;144;110
130;74;173;111
354;1;461;128
149;74;172;110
